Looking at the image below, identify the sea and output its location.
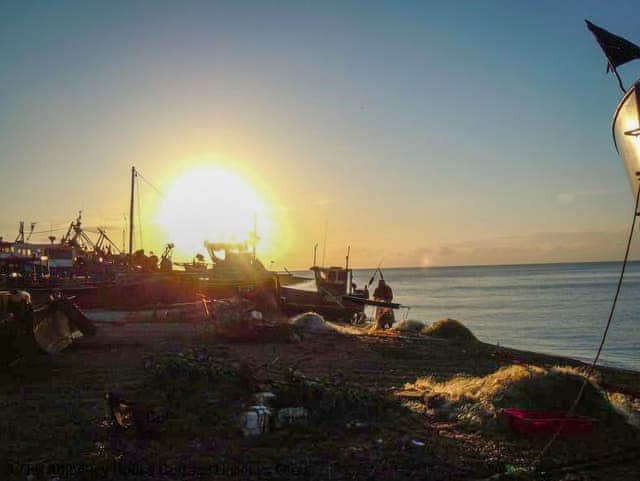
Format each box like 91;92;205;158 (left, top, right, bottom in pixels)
340;262;640;371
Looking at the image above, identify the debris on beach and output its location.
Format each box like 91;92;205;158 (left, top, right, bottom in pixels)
404;365;638;433
275;406;309;427
421;318;477;341
211;296;295;342
1;293;97;365
210;296;256;324
105;390;168;437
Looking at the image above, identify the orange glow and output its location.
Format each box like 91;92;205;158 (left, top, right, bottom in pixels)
154;165;278;260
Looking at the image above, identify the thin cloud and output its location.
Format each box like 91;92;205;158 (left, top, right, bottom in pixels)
392;230;638;267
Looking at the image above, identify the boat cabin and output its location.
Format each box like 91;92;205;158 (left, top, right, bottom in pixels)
0;240;13;259
0;241;33;260
205;241;266;271
311;265;351;296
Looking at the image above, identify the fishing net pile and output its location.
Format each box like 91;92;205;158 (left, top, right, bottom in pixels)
421;318;477;341
392;319;425;334
404;365;637;432
290;312;334;332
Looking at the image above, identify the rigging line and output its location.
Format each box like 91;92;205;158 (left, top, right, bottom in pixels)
136;174;144;251
533;180;640;470
26;227;68;236
33;222;68;229
136;170;165;198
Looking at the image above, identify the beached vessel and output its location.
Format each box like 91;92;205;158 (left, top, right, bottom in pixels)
0;168;291;307
279;248;398;322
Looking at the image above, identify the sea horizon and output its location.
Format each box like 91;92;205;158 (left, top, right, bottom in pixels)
341;258;640;272
307;261;640;372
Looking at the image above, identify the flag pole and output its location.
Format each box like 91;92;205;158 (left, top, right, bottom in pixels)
611;64;626;94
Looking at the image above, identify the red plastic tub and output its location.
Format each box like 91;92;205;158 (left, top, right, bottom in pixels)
503;409;594;438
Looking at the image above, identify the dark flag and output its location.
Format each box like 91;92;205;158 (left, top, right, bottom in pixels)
586;20;640;91
586;20;640;71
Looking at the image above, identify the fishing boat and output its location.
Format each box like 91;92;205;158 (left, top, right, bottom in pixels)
1;167;307;309
279;247;398;322
171;239;278;298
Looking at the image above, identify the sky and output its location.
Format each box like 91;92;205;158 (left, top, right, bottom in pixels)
2;0;640;269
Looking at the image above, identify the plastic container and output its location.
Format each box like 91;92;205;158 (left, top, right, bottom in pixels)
504;409;593;438
276;407;309;427
240;405;271;436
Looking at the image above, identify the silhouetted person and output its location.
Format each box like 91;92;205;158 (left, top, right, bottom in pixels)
373;279;393;302
373;279;394;329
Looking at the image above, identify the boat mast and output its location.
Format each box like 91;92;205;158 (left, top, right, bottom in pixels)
129;166;136;257
252;212;257;262
345;245;351;294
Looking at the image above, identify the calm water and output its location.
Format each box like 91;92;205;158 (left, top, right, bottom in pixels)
347;262;639;371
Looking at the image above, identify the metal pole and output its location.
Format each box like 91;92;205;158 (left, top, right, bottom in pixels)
345;245;351;294
252;212;257;261
129;166;136;257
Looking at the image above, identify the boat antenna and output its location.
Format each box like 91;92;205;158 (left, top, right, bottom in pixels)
313;243;318;266
345;245;350;271
321;217;328;267
26;222;36;241
367;257;385;287
15;221;24;243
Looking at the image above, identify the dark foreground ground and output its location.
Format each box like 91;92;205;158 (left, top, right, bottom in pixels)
1;324;639;481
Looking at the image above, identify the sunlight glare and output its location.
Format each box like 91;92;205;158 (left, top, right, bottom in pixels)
155;166;274;258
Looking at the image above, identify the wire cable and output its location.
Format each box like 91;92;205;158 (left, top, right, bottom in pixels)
136;170;165;198
534;180;640;470
26;227;68;236
136;174;144;251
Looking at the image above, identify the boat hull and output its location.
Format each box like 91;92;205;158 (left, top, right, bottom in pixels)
279;286;364;321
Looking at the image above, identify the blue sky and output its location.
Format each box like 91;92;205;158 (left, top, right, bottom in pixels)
2;1;640;267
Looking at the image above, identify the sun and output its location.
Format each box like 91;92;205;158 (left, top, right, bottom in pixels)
155;166;274;259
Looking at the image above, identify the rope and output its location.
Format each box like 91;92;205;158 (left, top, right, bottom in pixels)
538;446;640;478
27;227;68;236
533;180;640;470
136;170;165;198
134;168;163;253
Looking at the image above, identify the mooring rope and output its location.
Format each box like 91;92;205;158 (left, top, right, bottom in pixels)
533;181;640;470
136;174;143;251
136;170;165;198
